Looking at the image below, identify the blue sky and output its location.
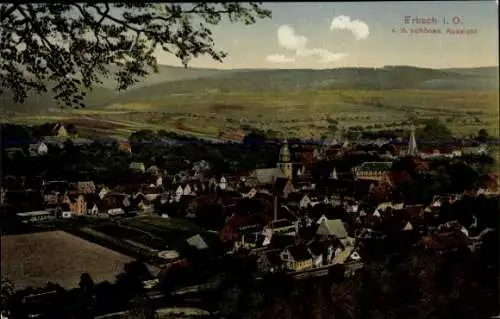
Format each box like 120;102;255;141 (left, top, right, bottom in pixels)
154;1;499;69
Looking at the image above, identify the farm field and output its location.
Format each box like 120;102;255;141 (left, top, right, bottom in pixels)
117;216;202;244
93;223;168;251
0;230;138;290
5;89;499;141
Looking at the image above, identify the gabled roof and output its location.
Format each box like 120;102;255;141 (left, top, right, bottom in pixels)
316;219;348;238
357;162;393;172
77;181;96;194
186;234;209;250
186;232;225;252
251;168;286;185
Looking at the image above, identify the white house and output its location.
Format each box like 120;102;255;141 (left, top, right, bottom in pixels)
62;211;73;219
183;184;192;196
108;208;125;216
28;142;48;156
123;196;131;207
175;186;184;197
331;167;338;180
219;176;228;190
86;204;99;215
155;176;163;187
98;187;109;200
299;194;312;209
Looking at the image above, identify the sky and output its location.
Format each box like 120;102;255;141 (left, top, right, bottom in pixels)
153;1;499;69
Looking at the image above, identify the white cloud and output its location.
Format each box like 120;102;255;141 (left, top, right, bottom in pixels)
330;15;370;40
267;25;348;64
277;25;308;51
266;54;296;63
296;48;349;63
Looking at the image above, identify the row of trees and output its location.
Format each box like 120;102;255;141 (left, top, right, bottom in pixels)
214;245;499;319
3;236;497;319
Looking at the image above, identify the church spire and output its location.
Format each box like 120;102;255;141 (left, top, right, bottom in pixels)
407;122;418;156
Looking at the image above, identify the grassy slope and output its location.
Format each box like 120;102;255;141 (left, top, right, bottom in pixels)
2;65;498;140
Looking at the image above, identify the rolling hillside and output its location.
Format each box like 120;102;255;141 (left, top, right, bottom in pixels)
105;65;499;105
1;65;498;114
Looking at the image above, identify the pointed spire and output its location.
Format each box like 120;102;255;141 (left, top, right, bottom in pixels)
407;122;418;156
331;167;338;180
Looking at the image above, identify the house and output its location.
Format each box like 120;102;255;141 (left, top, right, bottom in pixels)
248;168;287;186
99;193;126;214
307;239;336;267
86;204;99;216
241;187;258;199
281;244;314;272
118;140;132;153
185;232;226;256
238;232;271;250
147;165;160;176
175;185;184;198
353;162;393;181
28;142;48;156
62;211;73;219
63;195;87;216
98;186;109;200
316;218;348;239
331;245;363;276
299;194;313;209
52;123;68;137
256;249;285;273
129;162;146;172
183;184;193;196
219;176;228;190
77;181;96;195
108;208;125;216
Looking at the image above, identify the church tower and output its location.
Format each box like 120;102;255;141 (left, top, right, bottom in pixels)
277;139;293;180
407;123;418;156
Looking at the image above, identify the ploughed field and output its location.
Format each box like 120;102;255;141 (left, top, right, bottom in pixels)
93;224;167;251
83;216;202;256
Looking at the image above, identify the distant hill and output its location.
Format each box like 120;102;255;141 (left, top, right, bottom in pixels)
98;64;236;89
110;65;499;104
0;86;118;114
1;65;498;113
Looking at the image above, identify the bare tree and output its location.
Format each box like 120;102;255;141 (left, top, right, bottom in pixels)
0;3;271;107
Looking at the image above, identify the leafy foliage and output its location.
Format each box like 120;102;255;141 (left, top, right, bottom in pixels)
417;118;454;143
0;3;271;107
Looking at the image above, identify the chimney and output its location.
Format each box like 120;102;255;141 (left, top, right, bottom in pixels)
273;194;278;222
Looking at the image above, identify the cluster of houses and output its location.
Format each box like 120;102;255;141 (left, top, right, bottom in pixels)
2;123;499;279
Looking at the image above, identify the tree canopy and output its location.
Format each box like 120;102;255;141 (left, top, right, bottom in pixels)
417;118;453;143
0;3;271;107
